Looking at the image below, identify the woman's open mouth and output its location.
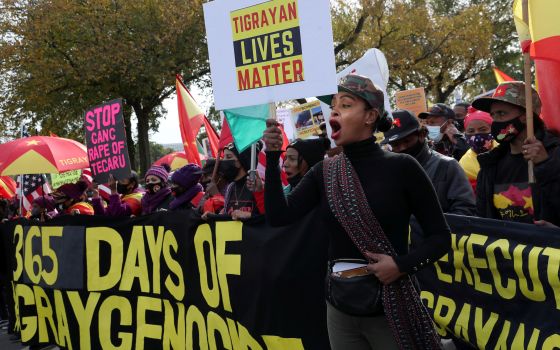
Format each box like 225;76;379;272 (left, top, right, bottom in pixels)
330;119;341;140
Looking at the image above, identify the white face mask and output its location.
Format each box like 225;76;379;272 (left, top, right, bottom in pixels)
426;125;443;142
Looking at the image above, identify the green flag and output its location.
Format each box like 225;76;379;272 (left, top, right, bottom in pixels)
223;104;270;152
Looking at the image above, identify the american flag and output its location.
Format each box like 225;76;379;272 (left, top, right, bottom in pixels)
17;174;51;216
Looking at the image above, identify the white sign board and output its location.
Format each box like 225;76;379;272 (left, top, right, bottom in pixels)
204;0;337;110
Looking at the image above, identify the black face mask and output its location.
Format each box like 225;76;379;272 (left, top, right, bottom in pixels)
401;140;425;158
287;174;303;188
117;183;130;195
220;160;240;182
145;182;164;194
456;119;465;132
491;116;525;144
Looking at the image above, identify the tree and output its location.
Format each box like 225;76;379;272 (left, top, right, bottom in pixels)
0;0;209;174
331;0;517;103
135;142;175;170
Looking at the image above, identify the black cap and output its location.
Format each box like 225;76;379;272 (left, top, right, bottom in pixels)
381;110;420;144
287;138;330;168
418;103;455;119
224;141;263;172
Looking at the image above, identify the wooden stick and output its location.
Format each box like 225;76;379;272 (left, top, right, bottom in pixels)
269;102;277;121
522;0;535;184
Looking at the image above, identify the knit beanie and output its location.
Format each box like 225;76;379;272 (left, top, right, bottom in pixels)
171;164;203;188
56;181;88;201
145;165;170;183
225;141;263;172
287;138;330;168
464;106;493;130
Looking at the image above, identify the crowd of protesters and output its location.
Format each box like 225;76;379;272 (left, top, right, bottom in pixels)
0;78;559;349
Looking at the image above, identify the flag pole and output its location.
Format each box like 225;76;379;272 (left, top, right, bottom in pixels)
522;0;536;184
18;123;24;216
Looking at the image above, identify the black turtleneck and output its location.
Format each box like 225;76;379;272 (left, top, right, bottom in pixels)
265;137;450;274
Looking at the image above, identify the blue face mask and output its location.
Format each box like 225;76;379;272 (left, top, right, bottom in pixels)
467;133;494;154
426;125;443;142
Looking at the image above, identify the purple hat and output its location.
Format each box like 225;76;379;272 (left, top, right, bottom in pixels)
56;181;88;200
145;165;169;183
33;195;56;211
171;164;203;188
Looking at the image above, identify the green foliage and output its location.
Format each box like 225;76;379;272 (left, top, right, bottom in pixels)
331;0;520;104
134;141;174;173
0;0;209;174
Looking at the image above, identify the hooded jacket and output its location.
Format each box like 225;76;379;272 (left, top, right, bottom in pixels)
415;143;476;215
476;130;560;225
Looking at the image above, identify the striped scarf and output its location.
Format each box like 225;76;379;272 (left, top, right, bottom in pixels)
323;153;442;350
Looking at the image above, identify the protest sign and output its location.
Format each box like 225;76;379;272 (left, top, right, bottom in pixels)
204;0;337;110
4;213;560;349
289;100;324;139
84;99;131;183
276;108;296;140
395;87;427;117
50;170;81;189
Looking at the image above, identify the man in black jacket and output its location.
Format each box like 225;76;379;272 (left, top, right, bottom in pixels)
418;103;469;161
472;81;560;227
383;109;476;215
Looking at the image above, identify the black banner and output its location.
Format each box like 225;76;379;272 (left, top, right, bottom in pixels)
84;98;132;183
416;215;560;349
2;213;560;349
2;210;330;350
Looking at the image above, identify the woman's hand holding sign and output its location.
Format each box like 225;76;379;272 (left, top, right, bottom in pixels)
263;119;283;152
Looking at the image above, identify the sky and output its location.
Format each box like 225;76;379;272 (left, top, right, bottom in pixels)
151;85;213;144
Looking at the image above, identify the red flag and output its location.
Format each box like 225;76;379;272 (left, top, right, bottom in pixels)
203;116;220;158
176;77;202;166
492;67;515;85
535;61;560;133
218;117;234;151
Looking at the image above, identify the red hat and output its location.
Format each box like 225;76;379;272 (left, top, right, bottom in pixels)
464;106;493;130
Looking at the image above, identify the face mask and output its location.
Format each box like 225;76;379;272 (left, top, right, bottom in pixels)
491;116;525;144
220;160;239;182
117;183;130;195
287;174;303;188
145;182;163;194
31;207;42;217
401;140;425;158
456;119;465;132
467;133;494;154
426;125;443;142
